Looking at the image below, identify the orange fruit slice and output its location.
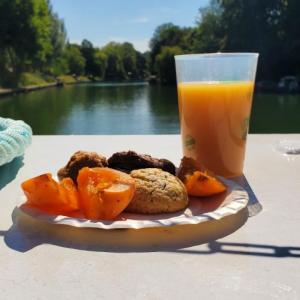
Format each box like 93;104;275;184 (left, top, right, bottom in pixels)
184;171;227;197
21;174;80;215
77;167;135;220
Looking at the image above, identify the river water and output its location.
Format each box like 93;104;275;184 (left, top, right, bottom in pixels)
0;82;299;134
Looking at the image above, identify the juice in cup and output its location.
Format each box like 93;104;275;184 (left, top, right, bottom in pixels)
178;81;254;177
175;53;258;178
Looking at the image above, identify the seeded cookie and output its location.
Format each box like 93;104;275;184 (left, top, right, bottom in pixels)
125;168;188;214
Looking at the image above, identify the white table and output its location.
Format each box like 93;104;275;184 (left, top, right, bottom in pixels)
0;135;299;300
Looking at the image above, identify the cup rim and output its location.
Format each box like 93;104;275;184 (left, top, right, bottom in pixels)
175;52;259;60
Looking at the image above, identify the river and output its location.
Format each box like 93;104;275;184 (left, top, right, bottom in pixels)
0;82;299;134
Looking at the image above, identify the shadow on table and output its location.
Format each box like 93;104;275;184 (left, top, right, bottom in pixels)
232;175;263;217
2;206;248;252
2;209;299;258
1;209;299;257
173;242;300;257
0;157;24;190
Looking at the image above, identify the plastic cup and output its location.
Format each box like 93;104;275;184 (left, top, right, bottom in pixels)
175;53;259;178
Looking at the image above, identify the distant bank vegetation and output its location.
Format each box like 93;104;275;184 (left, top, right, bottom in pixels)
0;0;299;88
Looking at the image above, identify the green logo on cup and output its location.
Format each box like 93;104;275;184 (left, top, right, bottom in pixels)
184;135;196;150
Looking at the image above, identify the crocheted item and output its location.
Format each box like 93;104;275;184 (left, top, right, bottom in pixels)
0;117;32;166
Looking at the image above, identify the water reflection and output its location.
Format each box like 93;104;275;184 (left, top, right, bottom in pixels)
56;83;152;134
0;84;299;134
251;93;300;133
147;85;179;133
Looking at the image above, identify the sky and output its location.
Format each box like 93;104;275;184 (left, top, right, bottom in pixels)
50;0;209;52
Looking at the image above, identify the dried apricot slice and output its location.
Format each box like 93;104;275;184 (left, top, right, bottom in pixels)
21;174;80;215
77;167;135;220
184;171;227;197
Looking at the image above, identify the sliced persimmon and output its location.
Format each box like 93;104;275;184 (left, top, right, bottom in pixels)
21;174;80;215
58;177;80;211
184;171;227;197
77;167;135;220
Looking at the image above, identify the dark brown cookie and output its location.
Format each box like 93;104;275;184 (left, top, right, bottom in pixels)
58;151;107;183
108;150;176;175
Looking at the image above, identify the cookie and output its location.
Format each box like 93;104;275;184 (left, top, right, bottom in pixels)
125;168;188;214
58;151;108;183
108;150;176;175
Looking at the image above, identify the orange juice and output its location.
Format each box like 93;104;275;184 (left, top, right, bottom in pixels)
177;81;254;177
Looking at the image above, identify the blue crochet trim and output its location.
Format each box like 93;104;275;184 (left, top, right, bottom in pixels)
0;117;32;166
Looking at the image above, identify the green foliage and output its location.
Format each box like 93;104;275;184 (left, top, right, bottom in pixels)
0;0;67;86
2;0;299;87
80;39;97;76
149;23;194;80
148;0;300;83
102;42;127;80
56;75;77;84
214;0;281;78
0;0;53;71
120;42;137;78
47;10;67;70
78;40;145;81
191;0;300;80
0;0;148;86
193;4;225;52
30;0;53;67
76;75;90;82
93;50;107;79
150;23;183;63
136;52;149;79
65;44;86;76
283;0;300;75
18;73;48;87
51;55;69;77
155;46;183;84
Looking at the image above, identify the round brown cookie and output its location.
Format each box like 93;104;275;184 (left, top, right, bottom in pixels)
58;151;107;183
125;168;188;214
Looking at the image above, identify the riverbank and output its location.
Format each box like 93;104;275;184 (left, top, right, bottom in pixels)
0;82;59;97
0;76;91;98
0;77;151;98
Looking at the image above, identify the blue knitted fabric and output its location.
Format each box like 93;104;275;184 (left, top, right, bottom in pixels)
0;117;32;166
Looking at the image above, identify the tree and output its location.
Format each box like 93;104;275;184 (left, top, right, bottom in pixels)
216;0;278;79
47;10;67;72
192;0;300;80
0;0;53;70
193;3;224;53
80;39;98;76
0;0;64;86
150;23;184;71
92;50;107;79
149;23;194;78
102;42;126;80
155;46;183;84
51;55;69;77
278;0;300;76
136;51;149;79
120;42;137;78
65;44;86;76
